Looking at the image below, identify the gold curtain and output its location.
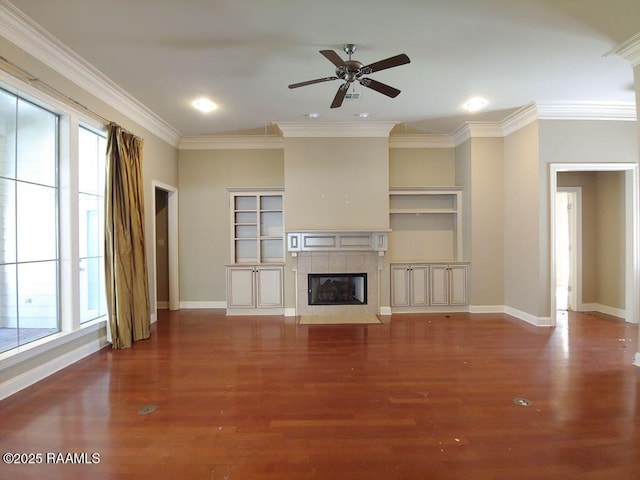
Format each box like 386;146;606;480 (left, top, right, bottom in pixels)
105;123;150;349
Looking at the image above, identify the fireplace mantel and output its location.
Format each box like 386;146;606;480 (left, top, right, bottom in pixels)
287;230;389;255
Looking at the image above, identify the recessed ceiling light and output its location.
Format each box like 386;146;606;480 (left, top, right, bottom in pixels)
464;96;488;112
306;112;320;118
356;112;370;118
192;98;217;113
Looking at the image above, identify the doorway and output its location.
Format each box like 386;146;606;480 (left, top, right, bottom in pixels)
155;189;169;309
152;181;179;320
549;163;638;328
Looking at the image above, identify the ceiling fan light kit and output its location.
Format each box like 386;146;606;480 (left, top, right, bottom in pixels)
288;44;410;109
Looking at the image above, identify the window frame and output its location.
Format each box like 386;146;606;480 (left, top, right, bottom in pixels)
77;124;106;324
0;70;107;361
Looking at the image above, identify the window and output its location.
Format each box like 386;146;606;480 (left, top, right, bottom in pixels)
0;88;60;353
0;80;108;355
78;127;106;323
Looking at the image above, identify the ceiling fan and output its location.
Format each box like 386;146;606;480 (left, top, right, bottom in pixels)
288;44;410;109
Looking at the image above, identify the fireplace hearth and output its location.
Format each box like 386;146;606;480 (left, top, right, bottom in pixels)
308;273;367;306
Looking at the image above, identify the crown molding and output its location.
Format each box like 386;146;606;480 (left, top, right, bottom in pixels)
450;123;472;147
389;134;454;148
606;33;640;67
501;103;539;136
276;122;397;138
178;132;454;150
450;122;504;147
178;101;635;149
0;1;181;147
536;102;636;121
179;135;284;150
467;122;504;138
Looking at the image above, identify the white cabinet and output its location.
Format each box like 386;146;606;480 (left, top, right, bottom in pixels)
226;265;284;314
390;264;429;307
229;189;284;264
390;262;468;311
429;264;468;306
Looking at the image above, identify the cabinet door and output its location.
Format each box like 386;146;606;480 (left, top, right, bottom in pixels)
410;265;429;306
227;267;256;308
429;264;449;306
390;265;410;306
255;266;283;308
449;264;468;305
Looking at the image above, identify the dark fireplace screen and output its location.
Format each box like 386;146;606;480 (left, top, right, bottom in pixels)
308;273;367;306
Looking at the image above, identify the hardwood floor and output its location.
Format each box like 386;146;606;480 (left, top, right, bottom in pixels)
0;309;638;479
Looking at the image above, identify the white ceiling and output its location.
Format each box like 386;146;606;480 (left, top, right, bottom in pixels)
4;0;639;137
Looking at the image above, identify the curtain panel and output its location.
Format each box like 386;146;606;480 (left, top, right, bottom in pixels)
105;123;150;349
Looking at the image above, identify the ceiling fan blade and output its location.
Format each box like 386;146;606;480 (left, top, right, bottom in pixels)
358;78;401;98
288;76;338;89
360;53;410;75
330;83;350;108
320;49;347;67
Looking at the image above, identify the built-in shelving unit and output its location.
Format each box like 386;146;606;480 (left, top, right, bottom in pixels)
388;187;463;262
230;189;284;264
388;187;468;313
227;188;285;315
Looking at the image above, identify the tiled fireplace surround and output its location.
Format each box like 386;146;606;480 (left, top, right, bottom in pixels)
288;231;387;317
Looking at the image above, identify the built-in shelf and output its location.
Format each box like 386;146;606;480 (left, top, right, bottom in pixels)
229;188;284;264
388;187;463;262
389;209;458;214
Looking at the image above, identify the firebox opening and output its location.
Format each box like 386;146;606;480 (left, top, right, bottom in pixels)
308;273;367;306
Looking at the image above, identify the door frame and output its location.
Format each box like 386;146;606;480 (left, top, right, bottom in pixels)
152;180;180;317
549;163;639;327
555;187;582;311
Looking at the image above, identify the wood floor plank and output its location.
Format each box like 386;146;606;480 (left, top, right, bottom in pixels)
0;309;638;479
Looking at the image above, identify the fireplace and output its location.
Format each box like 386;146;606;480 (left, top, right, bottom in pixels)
290;239;385;316
308;273;367;306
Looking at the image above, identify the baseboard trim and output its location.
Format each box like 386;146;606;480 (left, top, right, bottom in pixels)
179;301;227;309
504;306;553;327
469;305;506;314
579;303;626;320
0;332;108;401
379;306;392;316
226;308;285;316
284;308;296;317
390;305;471;314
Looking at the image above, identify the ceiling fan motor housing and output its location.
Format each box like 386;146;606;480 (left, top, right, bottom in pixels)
337;60;364;82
